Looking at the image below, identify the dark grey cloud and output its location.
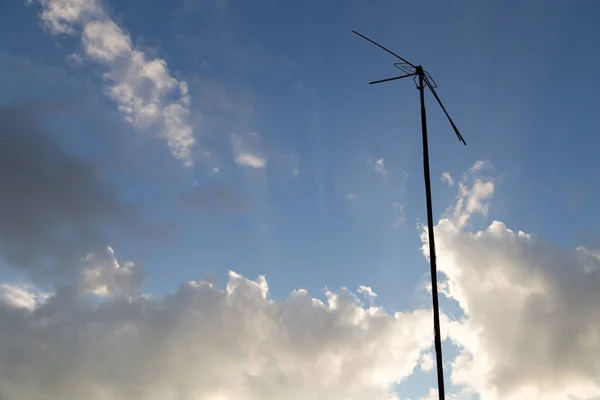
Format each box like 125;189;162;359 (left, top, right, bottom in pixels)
0;105;134;275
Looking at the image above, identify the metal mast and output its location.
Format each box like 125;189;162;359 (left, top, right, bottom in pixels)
353;30;466;400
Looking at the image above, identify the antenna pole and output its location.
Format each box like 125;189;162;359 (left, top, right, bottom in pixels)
417;66;446;400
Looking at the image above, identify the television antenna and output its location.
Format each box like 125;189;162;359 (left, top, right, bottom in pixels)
353;30;467;400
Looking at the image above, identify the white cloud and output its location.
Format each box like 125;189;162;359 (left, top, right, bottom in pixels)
79;247;144;298
357;285;377;304
235;152;266;168
82;20;132;62
0;283;49;310
29;0;196;166
368;157;387;175
468;160;491;174
35;0;103;35
419;352;434;372
375;158;386;174
450;161;494;229
0;258;436;399
441;172;454;187
421;160;600;400
231;133;266;169
419;388;462;400
420;388;439;400
347;193;356;200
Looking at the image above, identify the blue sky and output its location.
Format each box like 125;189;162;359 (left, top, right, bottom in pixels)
1;1;600;399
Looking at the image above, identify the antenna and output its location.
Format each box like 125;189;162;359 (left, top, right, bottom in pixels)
353;30;467;400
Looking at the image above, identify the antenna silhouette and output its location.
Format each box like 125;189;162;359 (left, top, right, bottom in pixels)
353;30;467;400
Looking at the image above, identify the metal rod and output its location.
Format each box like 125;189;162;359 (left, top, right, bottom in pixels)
352;30;416;68
424;81;466;145
369;73;416;85
417;66;446;400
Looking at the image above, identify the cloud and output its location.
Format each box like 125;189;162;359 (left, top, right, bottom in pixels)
29;0;195;166
231;133;266;169
441;172;454;187
368;157;387;175
450;163;494;229
347;193;357;200
79;247;144;298
0;105;132;274
357;285;377;305
235;152;266;168
419;352;434;372
0;258;436;399
1;283;50;310
420;388;440;400
65;53;83;67
468;160;491;174
421;160;600;400
419;388;461;400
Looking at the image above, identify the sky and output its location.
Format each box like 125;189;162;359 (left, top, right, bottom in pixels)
0;0;600;399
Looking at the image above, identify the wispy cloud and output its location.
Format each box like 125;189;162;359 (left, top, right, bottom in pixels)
235;153;266;168
29;0;195;166
367;157;386;175
451;162;494;229
357;285;377;305
441;172;454;186
392;201;405;228
231;133;266;169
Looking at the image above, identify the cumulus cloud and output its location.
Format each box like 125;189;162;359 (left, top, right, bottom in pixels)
422;160;600;400
357;285;377;305
231;133;266;169
0;105;132;274
79;247;144;298
0;258;436;400
28;0;195;166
